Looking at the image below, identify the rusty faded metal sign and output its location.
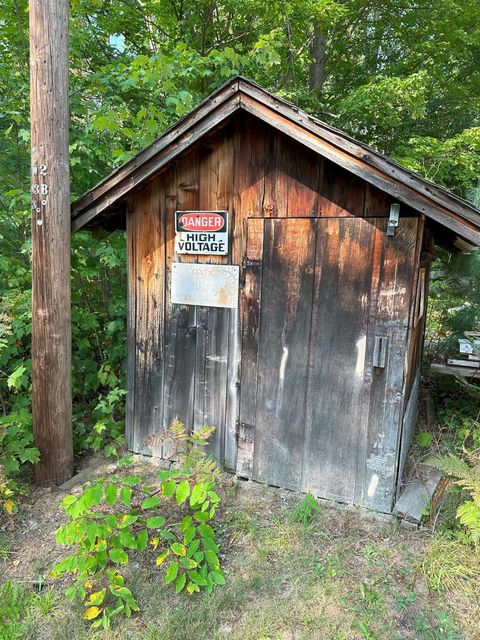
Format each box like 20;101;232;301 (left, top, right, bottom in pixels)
175;210;228;255
171;263;239;308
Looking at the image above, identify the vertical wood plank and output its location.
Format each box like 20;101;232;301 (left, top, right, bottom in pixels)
125;199;136;451
303;217;375;502
273;133;321;217
163;155;199;433
193;133;234;459
234;115;268;219
364;183;392;217
236;219;264;478
318;159;366;217
131;181;165;454
253;218;316;490
360;217;419;511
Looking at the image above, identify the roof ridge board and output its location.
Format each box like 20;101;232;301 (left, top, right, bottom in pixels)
238;79;480;222
72;78;241;216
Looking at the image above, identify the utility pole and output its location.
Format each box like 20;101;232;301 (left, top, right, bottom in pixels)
30;0;73;485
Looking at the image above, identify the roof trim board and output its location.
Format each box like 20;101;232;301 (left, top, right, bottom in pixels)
71;76;480;245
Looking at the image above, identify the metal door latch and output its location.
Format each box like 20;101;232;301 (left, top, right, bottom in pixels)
373;336;388;368
386;203;400;236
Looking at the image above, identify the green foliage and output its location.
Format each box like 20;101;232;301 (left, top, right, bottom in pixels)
51;421;224;629
428;451;480;544
0;580;60;639
415;610;464;640
290;491;320;525
425;248;480;363
422;535;480;594
417;432;433;448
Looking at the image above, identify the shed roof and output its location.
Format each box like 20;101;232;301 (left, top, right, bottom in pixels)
72;76;480;246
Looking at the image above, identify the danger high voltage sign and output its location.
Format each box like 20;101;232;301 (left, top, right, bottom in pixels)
175;210;228;255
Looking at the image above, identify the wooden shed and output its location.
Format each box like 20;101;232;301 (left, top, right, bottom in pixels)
72;77;480;513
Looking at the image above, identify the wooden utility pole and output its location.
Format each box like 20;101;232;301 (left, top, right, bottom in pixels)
30;0;73;485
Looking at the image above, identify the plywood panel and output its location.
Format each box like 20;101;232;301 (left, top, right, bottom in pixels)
253;218;316;490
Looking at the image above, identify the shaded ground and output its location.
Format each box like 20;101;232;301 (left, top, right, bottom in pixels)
0;455;478;640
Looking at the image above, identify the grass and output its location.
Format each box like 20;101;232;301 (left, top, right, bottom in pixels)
423;535;480;594
0;481;475;640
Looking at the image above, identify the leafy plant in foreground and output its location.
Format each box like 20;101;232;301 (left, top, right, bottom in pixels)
51;421;224;629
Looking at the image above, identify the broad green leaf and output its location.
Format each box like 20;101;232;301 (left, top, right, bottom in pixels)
416;432;433;448
109;548;129;564
161;480;176;497
207;490;220;504
190;482;206;507
187;539;200;557
194;511;211;522
183;526;196;545
187;582;200;594
119;515;138;528
171;542;186;556
176;480;190;505
188;570;207;586
205;550;220;569
193;551;204;563
118;529;137;549
122;475;140;486
210;570;225;585
147;516;166;529
179;515;192;532
141;495;161;509
165;562;179;584
202;538;219;552
175;572;186;593
179;557;198;569
197;524;214;539
105;484;117;507
85;589;106;606
7;364;26;390
136;528;149;550
120;486;131;507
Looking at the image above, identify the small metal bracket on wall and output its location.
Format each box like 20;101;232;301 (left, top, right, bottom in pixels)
386;203;401;236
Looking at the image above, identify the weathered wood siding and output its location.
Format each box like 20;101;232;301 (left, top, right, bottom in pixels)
126;112;422;510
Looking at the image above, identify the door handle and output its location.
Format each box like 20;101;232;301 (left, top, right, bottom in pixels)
373;336;388;368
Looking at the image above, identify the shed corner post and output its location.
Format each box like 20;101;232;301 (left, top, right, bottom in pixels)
30;0;73;486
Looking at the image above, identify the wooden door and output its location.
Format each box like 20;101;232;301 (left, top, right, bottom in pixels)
237;216;418;510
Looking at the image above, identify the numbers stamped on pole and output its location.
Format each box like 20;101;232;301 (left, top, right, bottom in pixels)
31;162;49;221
